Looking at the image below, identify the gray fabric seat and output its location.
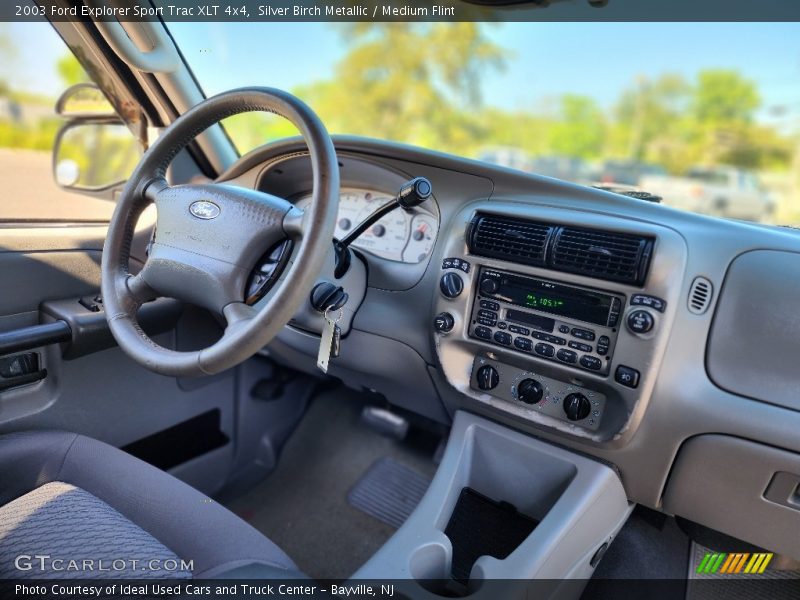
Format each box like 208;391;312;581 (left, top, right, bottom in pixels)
0;431;302;579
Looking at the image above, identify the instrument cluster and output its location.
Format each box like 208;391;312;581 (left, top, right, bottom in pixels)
294;187;437;264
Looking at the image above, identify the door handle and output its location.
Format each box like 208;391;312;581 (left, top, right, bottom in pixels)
0;368;47;392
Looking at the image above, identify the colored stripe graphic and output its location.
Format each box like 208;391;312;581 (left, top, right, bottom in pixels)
698;552;774;575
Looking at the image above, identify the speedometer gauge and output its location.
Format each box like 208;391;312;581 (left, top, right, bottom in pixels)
294;187;437;264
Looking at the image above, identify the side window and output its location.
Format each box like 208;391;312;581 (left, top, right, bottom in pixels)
0;23;139;223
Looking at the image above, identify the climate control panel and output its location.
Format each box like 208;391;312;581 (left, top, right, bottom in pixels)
469;356;606;431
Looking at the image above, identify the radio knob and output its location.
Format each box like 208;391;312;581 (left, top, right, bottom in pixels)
626;309;654;334
563;393;591;421
479;277;499;296
440;272;464;298
476;365;499;391
517;379;544;404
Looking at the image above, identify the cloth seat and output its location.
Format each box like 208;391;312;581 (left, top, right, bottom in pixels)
0;431;302;579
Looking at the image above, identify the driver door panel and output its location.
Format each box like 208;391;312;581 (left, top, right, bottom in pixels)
0;224;238;494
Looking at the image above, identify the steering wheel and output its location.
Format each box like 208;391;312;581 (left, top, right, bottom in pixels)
101;87;339;377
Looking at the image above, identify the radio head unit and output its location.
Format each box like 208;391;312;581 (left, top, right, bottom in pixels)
471;268;625;375
479;270;622;328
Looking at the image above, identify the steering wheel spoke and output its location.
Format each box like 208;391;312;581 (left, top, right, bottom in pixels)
282;206;307;239
143;177;171;204
222;301;257;335
126;272;158;305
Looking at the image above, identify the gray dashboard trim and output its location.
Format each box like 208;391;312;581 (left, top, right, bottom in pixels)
228;135;800;522
706;249;800;412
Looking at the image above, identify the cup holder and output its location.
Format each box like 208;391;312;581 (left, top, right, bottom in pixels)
410;540;486;598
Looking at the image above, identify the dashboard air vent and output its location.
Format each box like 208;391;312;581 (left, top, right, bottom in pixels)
688;276;713;314
468;214;553;267
551;227;653;285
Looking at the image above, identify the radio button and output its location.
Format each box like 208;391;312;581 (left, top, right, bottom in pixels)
479;300;500;311
508;325;530;335
478;309;498;320
493;331;512;346
497;322;508;330
608;297;622;327
477;317;497;327
596;336;610;356
580;355;602;371
473;326;492;340
558;325;570;334
532;332;565;345
569;341;593;353
534;343;555;358
631;294;666;312
513;337;533;353
556;349;578;364
627;309;654;334
571;328;596;341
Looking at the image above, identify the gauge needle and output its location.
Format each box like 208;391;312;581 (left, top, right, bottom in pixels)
413;222;428;241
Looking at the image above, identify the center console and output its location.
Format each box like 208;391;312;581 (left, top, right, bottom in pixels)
432;203;686;443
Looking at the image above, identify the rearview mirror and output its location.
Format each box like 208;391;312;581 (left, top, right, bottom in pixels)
53;122;142;191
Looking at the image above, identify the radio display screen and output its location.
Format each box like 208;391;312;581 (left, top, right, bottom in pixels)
486;271;615;326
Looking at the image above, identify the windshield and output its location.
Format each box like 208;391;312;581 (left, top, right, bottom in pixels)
168;22;800;225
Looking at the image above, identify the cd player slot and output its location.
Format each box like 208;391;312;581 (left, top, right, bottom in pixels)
506;310;555;333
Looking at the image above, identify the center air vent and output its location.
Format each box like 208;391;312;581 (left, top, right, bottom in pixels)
467;212;654;286
551;227;653;286
468;214;553;267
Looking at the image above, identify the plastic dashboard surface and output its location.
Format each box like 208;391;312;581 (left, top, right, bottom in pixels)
219;136;800;519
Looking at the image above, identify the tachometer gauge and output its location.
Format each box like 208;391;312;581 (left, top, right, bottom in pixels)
403;214;437;263
353;192;409;261
331;191;365;238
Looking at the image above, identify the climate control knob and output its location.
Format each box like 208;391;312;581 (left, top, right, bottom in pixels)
440;272;464;298
476;365;499;391
479;277;499;296
517;379;544;405
563;393;591;421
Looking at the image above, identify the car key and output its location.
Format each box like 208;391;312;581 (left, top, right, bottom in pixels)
317;307;342;373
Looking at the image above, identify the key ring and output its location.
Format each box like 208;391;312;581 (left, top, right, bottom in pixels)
324;306;343;324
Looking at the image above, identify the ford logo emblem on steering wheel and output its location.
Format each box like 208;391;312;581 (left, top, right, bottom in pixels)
189;200;221;220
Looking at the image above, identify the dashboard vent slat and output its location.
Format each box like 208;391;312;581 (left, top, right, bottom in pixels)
467;212;655;286
550;227;654;285
688;276;713;314
468;214;553;267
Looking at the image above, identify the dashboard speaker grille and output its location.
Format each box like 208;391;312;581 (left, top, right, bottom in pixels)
688;276;713;314
550;227;653;285
468;214;553;267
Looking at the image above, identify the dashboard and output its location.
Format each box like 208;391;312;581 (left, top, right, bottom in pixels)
293;187;437;264
220;136;800;560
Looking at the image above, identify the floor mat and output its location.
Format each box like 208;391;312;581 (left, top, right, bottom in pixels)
347;457;431;529
223;386;439;581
